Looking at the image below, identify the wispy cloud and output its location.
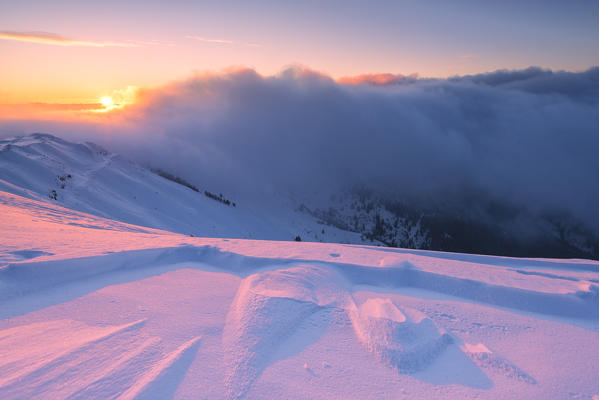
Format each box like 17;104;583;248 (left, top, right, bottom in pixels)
185;35;233;44
0;31;138;47
185;35;261;47
460;54;476;60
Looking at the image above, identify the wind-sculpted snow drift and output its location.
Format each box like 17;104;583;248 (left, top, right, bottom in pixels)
349;298;453;373
0;318;202;400
222;265;351;399
223;265;457;398
1;189;599;398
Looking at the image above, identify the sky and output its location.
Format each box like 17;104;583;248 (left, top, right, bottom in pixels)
1;0;599;105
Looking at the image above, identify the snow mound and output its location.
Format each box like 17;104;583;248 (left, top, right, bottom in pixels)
350;298;453;373
239;264;350;307
223;265;349;399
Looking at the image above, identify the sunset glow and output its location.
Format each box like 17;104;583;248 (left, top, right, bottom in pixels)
100;96;113;108
1;1;598;111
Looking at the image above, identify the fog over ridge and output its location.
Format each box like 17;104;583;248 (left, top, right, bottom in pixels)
2;66;598;233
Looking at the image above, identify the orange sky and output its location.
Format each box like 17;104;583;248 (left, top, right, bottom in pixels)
1;1;598;114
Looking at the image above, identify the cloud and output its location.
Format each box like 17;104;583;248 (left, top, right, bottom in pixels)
185;35;261;47
2;66;599;237
453;66;599;101
185;35;233;44
337;73;418;86
0;30;138;47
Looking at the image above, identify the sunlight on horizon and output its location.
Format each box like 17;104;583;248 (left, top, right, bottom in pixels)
100;96;113;108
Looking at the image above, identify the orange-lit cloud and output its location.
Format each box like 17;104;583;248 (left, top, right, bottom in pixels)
0;31;138;47
337;73;418;86
185;35;260;47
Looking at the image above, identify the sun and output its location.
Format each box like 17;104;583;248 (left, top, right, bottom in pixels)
100;96;113;108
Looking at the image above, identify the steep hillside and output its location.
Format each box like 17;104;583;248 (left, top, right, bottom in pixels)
302;189;599;259
0;134;364;244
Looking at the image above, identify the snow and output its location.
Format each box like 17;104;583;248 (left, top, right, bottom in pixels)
0;134;367;244
349;298;453;374
1;135;599;398
2;187;599;399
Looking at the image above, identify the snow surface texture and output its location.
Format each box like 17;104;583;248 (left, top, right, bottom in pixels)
349;298;453;374
2;188;599;399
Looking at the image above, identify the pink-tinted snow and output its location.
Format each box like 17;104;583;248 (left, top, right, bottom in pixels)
1;190;599;399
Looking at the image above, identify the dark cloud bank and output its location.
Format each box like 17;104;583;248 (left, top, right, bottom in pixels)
3;66;599;256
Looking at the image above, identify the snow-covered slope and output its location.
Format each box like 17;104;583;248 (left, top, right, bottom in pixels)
4;134;595;259
1;189;599;399
0;133;364;244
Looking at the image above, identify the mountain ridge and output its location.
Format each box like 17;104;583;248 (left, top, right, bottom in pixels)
1;133;596;260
